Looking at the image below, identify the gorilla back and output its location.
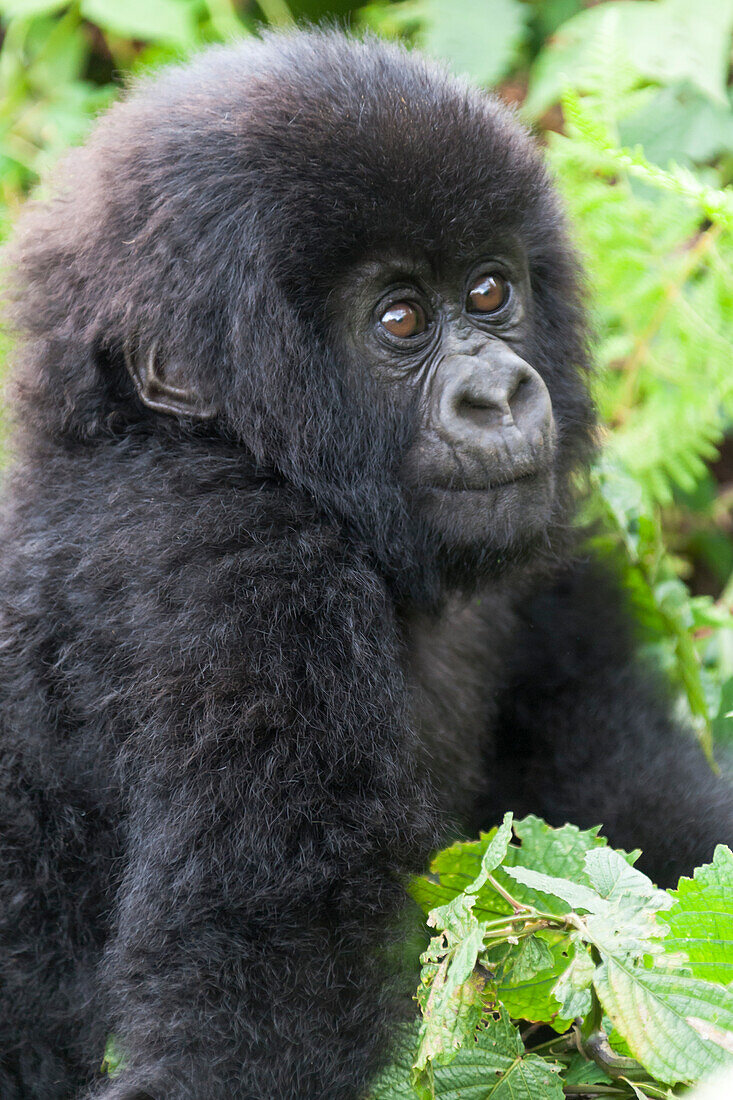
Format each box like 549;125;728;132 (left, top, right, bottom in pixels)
1;29;731;1100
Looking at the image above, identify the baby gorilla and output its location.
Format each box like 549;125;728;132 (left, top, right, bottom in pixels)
0;28;731;1100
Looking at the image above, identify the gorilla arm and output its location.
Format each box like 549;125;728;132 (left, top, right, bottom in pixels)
93;517;436;1100
491;559;733;886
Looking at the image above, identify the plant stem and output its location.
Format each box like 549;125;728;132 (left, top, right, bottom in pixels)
486;874;530;912
563;1087;627;1096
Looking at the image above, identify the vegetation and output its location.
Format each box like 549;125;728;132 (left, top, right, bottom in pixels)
371;815;733;1100
1;1;732;1096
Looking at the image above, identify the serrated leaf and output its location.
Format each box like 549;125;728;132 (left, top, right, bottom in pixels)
594;959;733;1084
498;820;642;919
494;936;576;1031
409;818;639;956
419;1010;564;1100
584;899;669;965
661;846;733;986
584;847;671;910
371;1014;563;1100
465;811;513;896
415;965;484;1070
552;944;595;1018
564;1053;613;1086
410;875;467;919
449;925;486;988
410;817;617;922
427;893;478;939
503;865;603;912
512;816;618;879
368;1023;421;1099
508;934;555;983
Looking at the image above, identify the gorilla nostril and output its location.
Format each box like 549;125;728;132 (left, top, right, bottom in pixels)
456;394;508;431
511;374;529;398
508;374;532;414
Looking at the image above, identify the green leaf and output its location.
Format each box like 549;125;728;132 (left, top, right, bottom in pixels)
415;965;484;1070
584;847;671;910
420;0;527;86
465;811;513;896
79;0;197;44
583;901;670;967
507;934;555;983
371;0;528;87
552;944;595;1018
410;817;619;924
424;1010;563;1100
525;0;733;118
0;0;68;18
427;893;479;939
368;1024;422;1099
507;851;671;970
370;1012;564;1100
594;959;733;1084
101;1034;125;1077
502;865;602;912
417;898;488;1068
493;935;575;1030
620;84;733;169
512;816;623;881
563;1052;613;1087
661;846;733;986
633;0;733;105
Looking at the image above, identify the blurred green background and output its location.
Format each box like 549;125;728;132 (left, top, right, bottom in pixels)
1;0;733;762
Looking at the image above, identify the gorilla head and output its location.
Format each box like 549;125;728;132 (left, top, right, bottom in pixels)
8;30;594;599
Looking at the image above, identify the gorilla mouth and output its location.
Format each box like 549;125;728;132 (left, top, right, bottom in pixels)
402;435;557;496
465;470;539;490
422;467;548;494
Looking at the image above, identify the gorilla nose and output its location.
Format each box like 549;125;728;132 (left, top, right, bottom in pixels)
439;353;555;473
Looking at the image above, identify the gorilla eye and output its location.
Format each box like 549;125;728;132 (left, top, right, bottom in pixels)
467;273;509;314
379;301;427;338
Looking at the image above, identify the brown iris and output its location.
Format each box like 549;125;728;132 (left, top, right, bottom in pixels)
467;272;508;314
379;301;427;338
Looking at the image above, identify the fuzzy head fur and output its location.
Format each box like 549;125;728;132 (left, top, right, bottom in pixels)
6;29;594;599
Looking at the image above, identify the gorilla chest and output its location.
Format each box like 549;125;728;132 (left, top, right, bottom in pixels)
402;590;517;813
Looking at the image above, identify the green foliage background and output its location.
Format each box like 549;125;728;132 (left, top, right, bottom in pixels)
1;0;733;761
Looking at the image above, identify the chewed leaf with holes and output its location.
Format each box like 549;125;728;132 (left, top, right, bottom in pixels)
427;1010;563;1100
409;816;629;922
369;1011;564;1100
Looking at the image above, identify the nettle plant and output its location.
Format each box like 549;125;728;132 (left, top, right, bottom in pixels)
372;814;733;1100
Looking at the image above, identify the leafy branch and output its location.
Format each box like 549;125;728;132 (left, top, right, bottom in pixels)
370;816;733;1100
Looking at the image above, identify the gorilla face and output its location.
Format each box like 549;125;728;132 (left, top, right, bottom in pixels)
333;244;558;552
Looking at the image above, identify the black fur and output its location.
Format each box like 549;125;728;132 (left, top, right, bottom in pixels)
0;29;730;1100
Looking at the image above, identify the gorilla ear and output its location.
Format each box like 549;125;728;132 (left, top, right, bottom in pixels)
123;342;218;420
